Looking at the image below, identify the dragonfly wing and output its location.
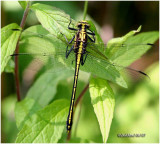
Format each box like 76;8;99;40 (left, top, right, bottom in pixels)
85;43;150;87
13;51;75;74
80;54;127;88
87;41;155;67
6;26;76;74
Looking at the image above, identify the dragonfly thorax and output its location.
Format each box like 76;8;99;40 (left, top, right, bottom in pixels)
77;21;90;30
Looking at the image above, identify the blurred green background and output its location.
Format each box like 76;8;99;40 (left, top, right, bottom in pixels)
1;1;159;143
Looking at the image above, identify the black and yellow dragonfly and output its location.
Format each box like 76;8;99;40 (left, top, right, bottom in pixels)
2;19;155;134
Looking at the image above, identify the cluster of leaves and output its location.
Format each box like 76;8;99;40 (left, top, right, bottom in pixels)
1;2;159;143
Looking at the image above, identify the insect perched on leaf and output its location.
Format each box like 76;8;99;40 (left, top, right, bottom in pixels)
2;18;155;135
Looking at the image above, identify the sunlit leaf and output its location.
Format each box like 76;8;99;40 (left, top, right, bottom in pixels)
30;3;76;41
18;25;127;88
1;23;21;73
89;77;115;143
4;59;15;73
15;98;42;130
106;27;159;67
26;69;73;107
106;26;142;57
15;99;69;143
18;0;29;9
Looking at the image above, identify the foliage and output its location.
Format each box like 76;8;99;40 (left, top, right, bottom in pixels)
89;77;115;142
1;2;159;143
1;23;21;73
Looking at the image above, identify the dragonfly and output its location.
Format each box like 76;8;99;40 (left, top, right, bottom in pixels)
2;19;154;134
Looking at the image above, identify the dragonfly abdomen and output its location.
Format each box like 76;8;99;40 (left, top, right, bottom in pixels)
66;20;95;134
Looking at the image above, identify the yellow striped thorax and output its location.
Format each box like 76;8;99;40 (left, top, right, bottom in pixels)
76;20;90;31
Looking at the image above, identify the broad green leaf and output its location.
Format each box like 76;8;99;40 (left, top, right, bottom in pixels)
26;69;73;107
15;99;69;143
89;77;115;143
110;31;159;67
106;26;141;57
15;98;42;130
19;25;127;88
106;25;159;67
81;55;127;88
1;23;21;73
4;59;15;73
18;1;29;9
18;25;70;75
30;3;76;41
17;2;127;88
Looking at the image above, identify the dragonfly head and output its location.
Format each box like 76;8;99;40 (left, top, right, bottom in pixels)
77;21;90;29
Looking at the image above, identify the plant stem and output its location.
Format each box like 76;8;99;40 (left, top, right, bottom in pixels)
74;83;89;135
74;96;83;137
75;83;89;107
15;2;30;101
67;131;71;141
83;0;88;20
74;83;89;136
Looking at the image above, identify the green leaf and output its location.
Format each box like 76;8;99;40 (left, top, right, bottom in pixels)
114;31;159;66
30;3;76;41
18;25;70;74
18;1;29;9
15;99;69;143
1;23;21;73
18;25;127;88
106;27;159;67
81;56;127;88
15;98;42;130
89;77;115;143
26;69;73;107
4;59;15;73
106;26;141;57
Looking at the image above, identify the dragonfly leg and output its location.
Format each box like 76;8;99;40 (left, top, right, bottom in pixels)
65;35;75;58
81;53;88;65
87;30;95;36
60;32;75;44
69;35;75;44
87;29;95;42
66;45;74;58
68;17;78;31
88;35;95;43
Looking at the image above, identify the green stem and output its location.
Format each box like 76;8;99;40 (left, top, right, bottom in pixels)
83;0;88;20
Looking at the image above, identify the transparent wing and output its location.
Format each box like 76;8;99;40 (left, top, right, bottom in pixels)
3;26;153;83
87;40;155;67
84;43;150;84
4;26;75;74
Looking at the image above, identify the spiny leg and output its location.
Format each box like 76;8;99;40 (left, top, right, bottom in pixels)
81;53;88;65
66;45;74;58
87;30;95;36
68;17;78;31
88;35;95;43
87;29;95;42
65;35;75;58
